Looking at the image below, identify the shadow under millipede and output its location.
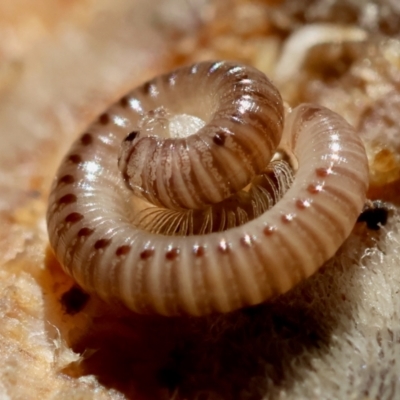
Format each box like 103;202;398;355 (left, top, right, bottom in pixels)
40;228;370;400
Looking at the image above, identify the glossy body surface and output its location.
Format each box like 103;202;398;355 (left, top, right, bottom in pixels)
47;61;369;316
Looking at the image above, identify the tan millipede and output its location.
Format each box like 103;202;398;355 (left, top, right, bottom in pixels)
46;61;369;316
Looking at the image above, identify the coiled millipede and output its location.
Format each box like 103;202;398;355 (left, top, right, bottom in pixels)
47;61;369;316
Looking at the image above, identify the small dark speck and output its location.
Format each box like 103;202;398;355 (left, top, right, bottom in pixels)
166;248;180;260
115;245;131;256
58;174;75;186
142;81;152;94
193;245;206;257
61;285;89;315
124;131;139;142
140;248;154;260
94;238;112;250
358;200;389;230
81;133;93;146
99;113;110;125
68;154;82;164
58;193;77;205
77;227;94;237
120;96;129;107
65;212;84;224
213;132;226;146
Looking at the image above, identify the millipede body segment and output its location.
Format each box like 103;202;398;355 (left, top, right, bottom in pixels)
47;61;369;316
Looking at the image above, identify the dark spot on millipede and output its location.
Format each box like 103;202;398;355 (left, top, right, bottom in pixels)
58;174;75;185
213;132;226;146
281;214;294;223
307;183;323;194
218;241;230;254
58;193;77;205
120;96;129;107
166;248;180;261
263;225;276;236
140;248;154;260
61;285;90;315
357;200;389;230
193;246;205;257
240;235;253;247
124;131;139;142
68;154;82;164
315;167;332;177
77;227;94;237
142;81;152;94
295;199;311;210
65;212;84;224
99;113;110;125
81;133;93;146
115;245;131;256
94;238;112;250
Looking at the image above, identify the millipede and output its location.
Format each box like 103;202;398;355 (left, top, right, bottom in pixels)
46;61;369;316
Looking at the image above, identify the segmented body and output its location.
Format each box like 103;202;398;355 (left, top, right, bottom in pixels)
118;61;283;210
46;61;369;316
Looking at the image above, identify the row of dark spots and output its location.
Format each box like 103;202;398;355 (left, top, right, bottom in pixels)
62;216;157;260
117;224;283;260
57;131;97;186
62;213;281;261
60;133;94;178
57;133;94;204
